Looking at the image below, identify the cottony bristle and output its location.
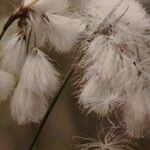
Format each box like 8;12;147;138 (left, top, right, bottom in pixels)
48;13;86;52
11;82;48;124
29;9;86;52
1;33;27;74
24;0;68;13
79;76;120;116
77;0;150;139
11;47;60;124
76;127;137;150
21;47;60;97
79;36;126;116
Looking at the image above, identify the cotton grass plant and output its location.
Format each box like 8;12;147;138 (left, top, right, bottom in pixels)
0;0;150;149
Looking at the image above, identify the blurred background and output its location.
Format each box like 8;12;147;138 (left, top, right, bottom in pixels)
0;0;150;150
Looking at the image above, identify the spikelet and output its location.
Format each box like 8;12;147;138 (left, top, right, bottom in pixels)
33;13;86;52
0;71;16;101
48;13;86;52
11;47;60;124
27;3;86;52
23;0;86;52
79;75;122;116
79;35;126;116
11;82;48;124
21;47;60;96
1;33;27;74
76;127;137;150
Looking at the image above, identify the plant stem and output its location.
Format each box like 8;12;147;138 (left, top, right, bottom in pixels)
0;7;26;41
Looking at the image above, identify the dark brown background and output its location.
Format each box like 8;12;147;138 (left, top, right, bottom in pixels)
0;0;150;149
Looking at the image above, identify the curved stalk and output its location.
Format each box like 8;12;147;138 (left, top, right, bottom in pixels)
0;6;28;41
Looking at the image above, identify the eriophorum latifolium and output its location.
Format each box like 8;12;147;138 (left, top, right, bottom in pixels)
0;0;150;149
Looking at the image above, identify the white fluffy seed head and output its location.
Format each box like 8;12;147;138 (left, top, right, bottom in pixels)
31;13;86;52
0;71;16;101
42;13;86;52
85;37;124;81
1;33;27;74
48;14;86;52
11;47;60;124
21;47;60;97
79;36;126;116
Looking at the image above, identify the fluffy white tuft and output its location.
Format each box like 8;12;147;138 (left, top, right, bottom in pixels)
0;71;16;101
123;80;149;139
11;82;48;124
25;0;86;52
39;13;86;52
77;0;150;139
21;47;60;97
1;33;27;74
31;14;85;52
35;0;68;13
79;36;127;116
79;76;120;116
11;47;60;124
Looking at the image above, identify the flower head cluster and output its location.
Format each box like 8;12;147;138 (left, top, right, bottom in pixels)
78;0;150;139
0;0;85;124
0;0;150;146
